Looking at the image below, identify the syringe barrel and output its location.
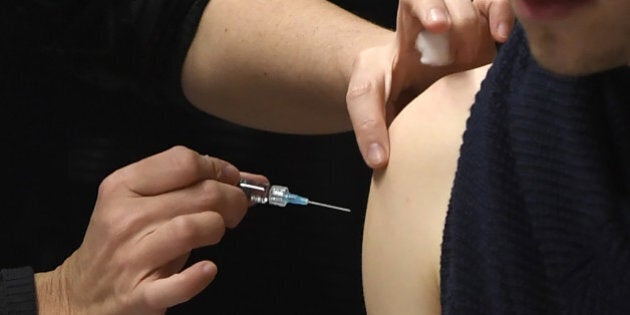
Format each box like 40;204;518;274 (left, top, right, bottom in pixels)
239;179;298;208
268;185;290;207
239;179;270;204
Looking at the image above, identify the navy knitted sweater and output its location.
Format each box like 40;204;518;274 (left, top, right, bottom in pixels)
441;24;630;314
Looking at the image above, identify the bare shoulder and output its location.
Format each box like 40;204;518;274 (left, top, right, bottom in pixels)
362;65;489;315
391;63;490;142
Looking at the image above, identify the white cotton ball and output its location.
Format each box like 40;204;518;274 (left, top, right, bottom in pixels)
415;31;453;66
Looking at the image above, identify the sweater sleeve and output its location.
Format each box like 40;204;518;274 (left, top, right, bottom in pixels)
10;0;210;105
125;0;212;104
0;267;37;315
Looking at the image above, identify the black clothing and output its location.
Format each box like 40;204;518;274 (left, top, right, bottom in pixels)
442;23;630;314
0;268;36;315
3;0;397;314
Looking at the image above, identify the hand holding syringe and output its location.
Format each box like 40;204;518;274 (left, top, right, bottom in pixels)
239;179;351;213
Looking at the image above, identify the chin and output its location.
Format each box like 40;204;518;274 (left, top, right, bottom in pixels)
530;45;629;76
517;4;630;76
530;50;592;76
523;28;628;76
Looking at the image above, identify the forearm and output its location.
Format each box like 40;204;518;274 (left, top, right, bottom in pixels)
182;0;393;134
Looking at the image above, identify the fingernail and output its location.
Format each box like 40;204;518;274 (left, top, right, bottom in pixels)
367;143;385;166
428;8;448;24
497;22;510;39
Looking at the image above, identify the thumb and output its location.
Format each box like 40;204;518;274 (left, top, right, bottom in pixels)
475;0;515;42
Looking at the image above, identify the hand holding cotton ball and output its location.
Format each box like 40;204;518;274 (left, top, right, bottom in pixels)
415;31;453;66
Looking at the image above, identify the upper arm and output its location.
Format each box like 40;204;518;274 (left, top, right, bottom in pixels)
181;0;392;134
361;65;489;315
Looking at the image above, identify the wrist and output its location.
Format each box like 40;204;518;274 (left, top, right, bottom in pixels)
35;265;71;315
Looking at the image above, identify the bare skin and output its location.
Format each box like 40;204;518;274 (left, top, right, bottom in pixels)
34;147;266;314
28;0;514;312
363;0;629;313
362;65;489;315
182;0;393;135
511;0;630;75
346;0;512;168
182;0;512;139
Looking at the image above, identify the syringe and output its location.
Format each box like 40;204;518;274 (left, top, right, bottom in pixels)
239;179;351;213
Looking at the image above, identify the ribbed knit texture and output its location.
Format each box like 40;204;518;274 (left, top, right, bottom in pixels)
0;268;36;315
441;23;630;314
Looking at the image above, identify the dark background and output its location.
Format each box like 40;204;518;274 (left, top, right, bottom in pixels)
3;0;397;313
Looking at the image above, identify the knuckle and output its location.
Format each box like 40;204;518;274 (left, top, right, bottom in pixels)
119;210;144;233
198;181;222;206
347;46;391;105
167;145;194;156
98;172;122;196
168;146;201;174
357;117;380;131
103;209;140;241
346;80;374;104
171;216;197;244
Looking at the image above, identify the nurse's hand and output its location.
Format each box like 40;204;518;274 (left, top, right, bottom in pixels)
35;146;265;315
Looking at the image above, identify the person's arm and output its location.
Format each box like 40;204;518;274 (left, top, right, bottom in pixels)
181;0;394;135
361;65;489;314
181;0;513;165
